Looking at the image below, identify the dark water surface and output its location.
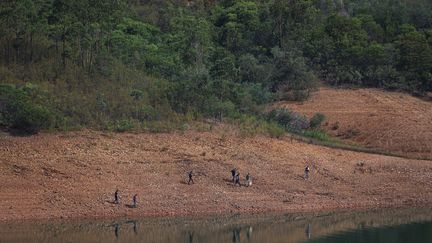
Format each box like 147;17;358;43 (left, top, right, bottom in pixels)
1;208;431;243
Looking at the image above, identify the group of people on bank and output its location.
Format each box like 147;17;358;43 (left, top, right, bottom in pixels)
230;168;252;187
113;189;137;208
112;165;311;207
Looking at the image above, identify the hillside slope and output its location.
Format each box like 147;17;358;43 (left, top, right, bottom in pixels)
279;87;432;159
0;129;431;221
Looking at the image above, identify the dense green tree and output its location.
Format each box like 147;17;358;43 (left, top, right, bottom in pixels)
396;26;432;91
1;0;432;133
213;1;259;53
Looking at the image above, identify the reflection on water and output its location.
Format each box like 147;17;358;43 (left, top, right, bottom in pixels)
1;208;431;243
305;223;311;240
307;220;432;243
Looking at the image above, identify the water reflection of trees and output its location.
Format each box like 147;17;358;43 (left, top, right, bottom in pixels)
1;208;431;242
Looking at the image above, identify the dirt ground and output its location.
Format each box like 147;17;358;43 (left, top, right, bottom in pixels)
0;128;431;221
278;87;432;159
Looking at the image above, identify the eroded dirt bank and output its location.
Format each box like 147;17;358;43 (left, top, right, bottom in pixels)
278;87;432;159
1;129;431;221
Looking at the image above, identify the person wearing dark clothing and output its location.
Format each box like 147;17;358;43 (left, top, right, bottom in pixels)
231;168;237;182
304;166;310;180
132;194;138;208
114;189;119;204
188;171;194;185
235;173;241;186
114;223;120;238
133;221;138;234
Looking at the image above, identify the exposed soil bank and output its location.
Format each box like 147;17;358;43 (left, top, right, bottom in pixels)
279;87;432;159
1;129;431;221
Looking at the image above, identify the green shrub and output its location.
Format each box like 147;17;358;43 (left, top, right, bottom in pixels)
115;119;135;132
265;122;285;138
266;108;293;128
236;115;262;137
0;84;53;134
310;113;326;129
130;89;144;100
293;90;311;101
137;105;160;121
266;108;310;132
303;130;334;143
279;89;311;102
12;105;52;134
202;96;236;121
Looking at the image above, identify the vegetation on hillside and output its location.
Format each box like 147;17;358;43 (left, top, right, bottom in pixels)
0;0;431;134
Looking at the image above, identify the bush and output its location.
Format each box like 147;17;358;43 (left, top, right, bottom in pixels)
303;130;334;142
289;112;310;132
310;113;326;129
326;66;363;86
114;119;134;132
279;89;311;102
266;108;293;128
12;105;52;134
202;96;236;121
264;122;285;138
0;84;53;134
137;105;160;121
266;108;309;132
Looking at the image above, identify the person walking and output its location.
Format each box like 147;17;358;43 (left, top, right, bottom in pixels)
188;170;194;185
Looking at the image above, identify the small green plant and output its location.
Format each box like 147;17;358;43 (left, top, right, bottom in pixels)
115;119;134;132
303;130;336;143
310;113;326;129
180;123;190;133
265;122;285;138
266;108;293;128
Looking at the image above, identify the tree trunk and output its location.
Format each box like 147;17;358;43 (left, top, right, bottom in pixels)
29;33;34;63
62;34;66;69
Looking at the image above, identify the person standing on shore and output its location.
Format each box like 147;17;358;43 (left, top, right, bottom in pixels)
246;173;252;187
188;170;194;185
114;189;120;204
231;168;237;183
132;194;138;208
304;166;310;180
235;172;241;186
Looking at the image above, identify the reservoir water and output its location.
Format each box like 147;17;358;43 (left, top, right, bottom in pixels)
1;208;431;243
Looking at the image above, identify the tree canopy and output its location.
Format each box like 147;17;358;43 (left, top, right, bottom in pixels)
0;0;431;132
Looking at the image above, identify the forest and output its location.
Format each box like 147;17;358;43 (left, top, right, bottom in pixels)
0;0;431;134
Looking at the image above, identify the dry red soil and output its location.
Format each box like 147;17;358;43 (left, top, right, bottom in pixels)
278;87;432;159
1;127;431;221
